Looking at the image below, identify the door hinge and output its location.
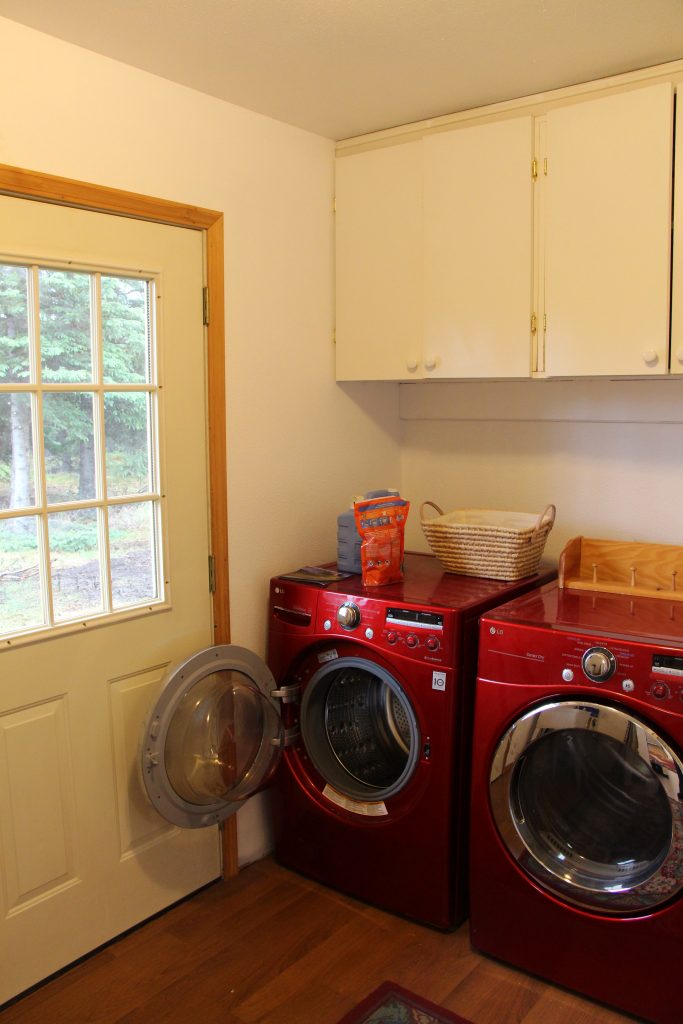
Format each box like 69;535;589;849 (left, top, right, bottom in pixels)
271;726;300;748
208;554;216;593
532;157;538;181
531;312;538;335
202;286;210;326
271;683;301;704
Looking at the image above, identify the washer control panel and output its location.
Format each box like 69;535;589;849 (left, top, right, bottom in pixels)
317;593;451;664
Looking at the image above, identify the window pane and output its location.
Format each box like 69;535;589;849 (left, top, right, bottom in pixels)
109;502;159;609
49;508;102;622
0;264;30;383
40;269;93;383
102;276;150;384
0;393;35;510
0;516;44;634
105;393;153;497
43;392;96;504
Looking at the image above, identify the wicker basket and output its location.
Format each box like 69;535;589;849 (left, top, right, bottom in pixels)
420;501;556;580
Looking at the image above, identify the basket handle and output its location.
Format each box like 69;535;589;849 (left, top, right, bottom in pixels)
420;501;444;521
534;504;556;533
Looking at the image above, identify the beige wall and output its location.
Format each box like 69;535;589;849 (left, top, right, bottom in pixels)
400;379;683;560
0;17;401;863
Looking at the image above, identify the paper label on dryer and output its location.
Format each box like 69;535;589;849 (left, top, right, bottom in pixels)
432;671;447;691
323;784;388;817
318;648;339;664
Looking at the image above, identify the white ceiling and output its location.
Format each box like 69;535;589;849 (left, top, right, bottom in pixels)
2;0;683;140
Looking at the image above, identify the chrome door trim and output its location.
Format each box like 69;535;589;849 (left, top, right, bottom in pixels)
490;699;683;913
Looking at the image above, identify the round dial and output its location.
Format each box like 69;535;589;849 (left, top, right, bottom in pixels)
336;603;361;629
581;646;617;682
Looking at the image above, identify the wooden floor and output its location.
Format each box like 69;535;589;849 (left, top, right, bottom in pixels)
0;857;642;1024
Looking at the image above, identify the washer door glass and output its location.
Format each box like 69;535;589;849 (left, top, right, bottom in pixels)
490;700;683;913
142;645;282;828
300;657;420;802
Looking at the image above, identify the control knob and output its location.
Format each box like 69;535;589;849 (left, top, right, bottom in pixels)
581;646;616;682
337;603;361;630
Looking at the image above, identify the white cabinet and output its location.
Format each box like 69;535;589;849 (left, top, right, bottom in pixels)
335;140;422;381
541;84;674;377
670;91;683;377
423;117;534;379
335;117;534;381
335;80;678;382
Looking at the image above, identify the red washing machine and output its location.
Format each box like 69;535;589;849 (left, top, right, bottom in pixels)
267;552;555;929
470;582;683;1024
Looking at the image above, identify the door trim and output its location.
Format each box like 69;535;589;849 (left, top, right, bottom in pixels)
0;163;237;876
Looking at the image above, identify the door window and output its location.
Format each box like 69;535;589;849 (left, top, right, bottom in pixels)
0;261;163;641
490;700;683;912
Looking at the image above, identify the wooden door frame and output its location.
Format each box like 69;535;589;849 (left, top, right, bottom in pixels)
0;163;237;876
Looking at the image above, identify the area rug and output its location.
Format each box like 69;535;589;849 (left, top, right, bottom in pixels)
335;981;472;1024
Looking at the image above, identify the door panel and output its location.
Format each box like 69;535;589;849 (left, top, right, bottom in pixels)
0;195;219;1002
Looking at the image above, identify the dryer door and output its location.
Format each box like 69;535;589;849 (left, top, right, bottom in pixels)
142;645;284;828
490;699;683;913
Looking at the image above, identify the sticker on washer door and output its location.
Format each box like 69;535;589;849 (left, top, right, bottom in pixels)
318;649;339;664
323;784;388;816
432;671;447;691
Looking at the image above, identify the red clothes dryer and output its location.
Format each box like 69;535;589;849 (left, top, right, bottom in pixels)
470;582;683;1024
268;552;555;929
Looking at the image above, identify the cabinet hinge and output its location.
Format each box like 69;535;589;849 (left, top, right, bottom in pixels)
531;312;538;335
208;554;216;593
333;196;337;213
543;313;548;332
202;286;210;326
532;158;538;181
333;327;337;346
543;157;548;176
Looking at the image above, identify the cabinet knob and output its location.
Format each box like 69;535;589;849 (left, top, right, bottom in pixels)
424;356;437;372
642;349;659;367
406;359;419;373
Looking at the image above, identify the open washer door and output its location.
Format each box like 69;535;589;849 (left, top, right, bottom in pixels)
142;645;285;828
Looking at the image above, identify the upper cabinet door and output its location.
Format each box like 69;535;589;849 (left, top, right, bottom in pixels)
335;140;423;381
543;84;674;377
670;91;683;377
423;117;534;378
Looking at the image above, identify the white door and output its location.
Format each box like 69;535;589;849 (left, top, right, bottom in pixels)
0;195;219;1003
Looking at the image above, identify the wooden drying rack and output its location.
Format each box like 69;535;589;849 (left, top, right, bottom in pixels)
559;537;683;602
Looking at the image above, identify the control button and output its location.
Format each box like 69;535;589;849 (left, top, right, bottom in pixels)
622;679;635;693
405;634;418;649
337;603;361;630
562;668;574;682
426;636;440;652
652;682;670;701
365;627;374;640
323;619;332;631
386;631;398;645
582;646;616;683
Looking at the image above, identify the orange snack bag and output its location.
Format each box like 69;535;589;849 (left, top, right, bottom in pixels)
354;495;410;586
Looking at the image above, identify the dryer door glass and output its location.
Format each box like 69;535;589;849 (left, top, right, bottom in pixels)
300;657;420;802
142;645;282;828
490;700;683;913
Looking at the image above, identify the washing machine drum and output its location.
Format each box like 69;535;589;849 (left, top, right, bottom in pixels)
490;700;683;913
300;657;420;803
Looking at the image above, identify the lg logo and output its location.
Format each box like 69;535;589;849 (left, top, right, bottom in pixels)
489;626;503;636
